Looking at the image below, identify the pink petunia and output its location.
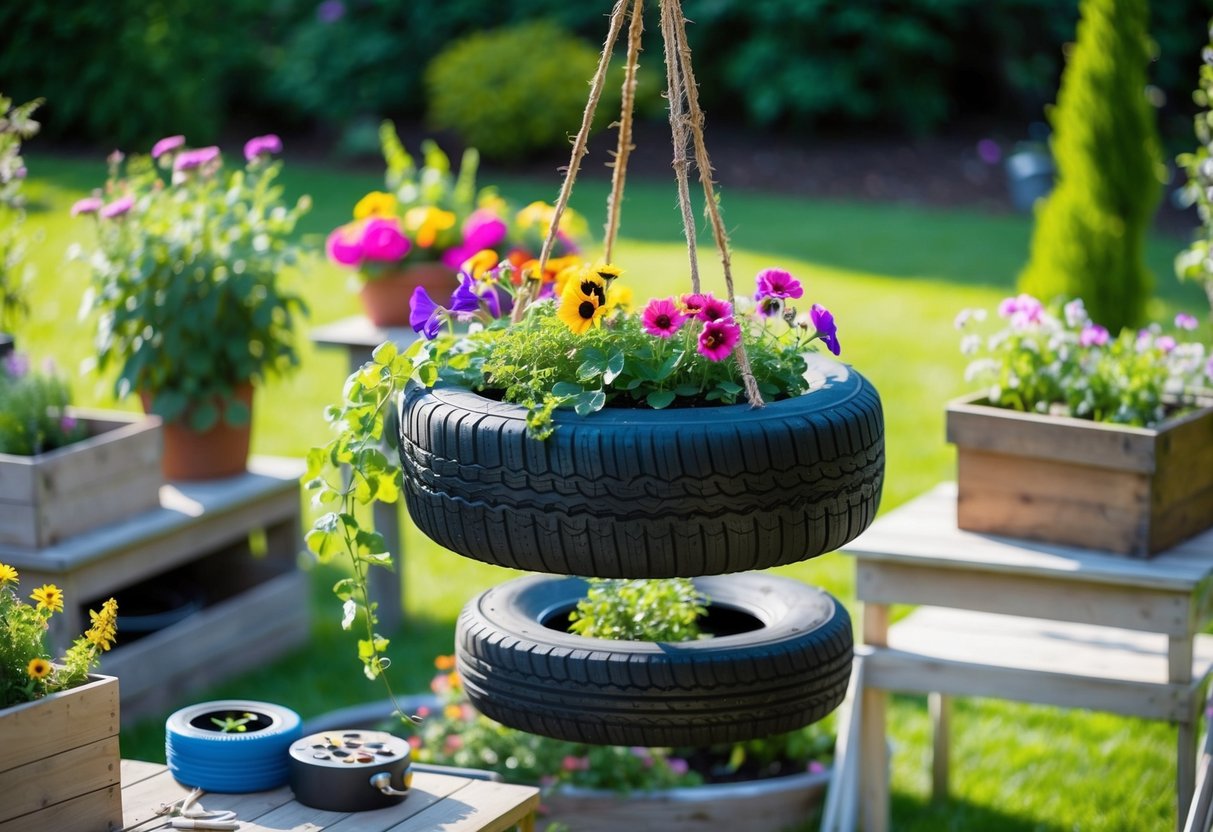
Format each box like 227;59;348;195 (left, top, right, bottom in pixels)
173;146;221;172
1079;324;1109;348
71;197;104;216
100;196;134;219
360;217;411;262
442;210;509;269
698;318;742;362
998;293;1044;329
243;134;283;163
1156;335;1177;354
1176;312;1200;331
680;292;710;316
697;296;733;323
325;223;364;267
151;135;185;159
642;298;687;338
754;267;804;300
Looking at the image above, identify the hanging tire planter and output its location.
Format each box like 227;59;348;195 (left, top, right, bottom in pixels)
399;356;883;579
454;572;853;747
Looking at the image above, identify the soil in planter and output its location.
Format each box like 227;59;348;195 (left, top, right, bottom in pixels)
541;602;764;639
188;710;275;733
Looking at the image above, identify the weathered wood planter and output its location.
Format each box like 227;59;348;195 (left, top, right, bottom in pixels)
946;395;1213;556
0;674;123;831
0;410;162;548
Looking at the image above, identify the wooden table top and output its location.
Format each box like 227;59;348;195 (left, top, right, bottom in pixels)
844;482;1213;591
120;759;540;832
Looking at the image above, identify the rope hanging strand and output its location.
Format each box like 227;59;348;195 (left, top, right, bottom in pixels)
663;0;765;407
602;0;646;264
660;0;701;294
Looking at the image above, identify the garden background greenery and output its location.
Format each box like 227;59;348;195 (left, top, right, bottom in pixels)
5;0;1213;829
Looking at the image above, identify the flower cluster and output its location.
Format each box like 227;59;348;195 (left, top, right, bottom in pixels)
71;135;310;426
956;293;1212;426
0;94;40;331
407;258;840;437
0;353;87;456
0;563;117;708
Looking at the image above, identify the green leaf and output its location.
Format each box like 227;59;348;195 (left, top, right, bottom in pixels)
332;578;357;600
224;397;251;427
604;351;626;384
551;381;583;398
646;390;676;409
573;390;606;416
372;341;398;365
675;384;701;397
717;380;743;395
188;402;219;432
151;390;188;423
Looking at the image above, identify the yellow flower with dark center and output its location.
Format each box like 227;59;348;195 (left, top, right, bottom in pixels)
31;584;64;614
85;598;119;651
462;249;499;282
595;263;624;283
569;273;609;308
27;658;51;680
554;262;586;297
353;191;397;220
0;562;17;586
405;207;457;248
558;279;606;335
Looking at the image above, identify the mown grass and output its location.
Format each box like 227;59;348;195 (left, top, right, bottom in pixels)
16;151;1207;831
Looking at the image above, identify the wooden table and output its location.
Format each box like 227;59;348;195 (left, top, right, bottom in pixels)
120;759;540;832
311;316;419;632
845;482;1213;832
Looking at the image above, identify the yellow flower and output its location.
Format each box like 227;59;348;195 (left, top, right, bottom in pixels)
31;584;64;614
404;207;456;248
567;272;610;307
478;193;510;217
462;249;499;282
0;562;17;586
553;262;586;297
558;279;606;335
515;201;555;229
434;655;456;671
85;598;119;652
27;658;51;680
353;191;397;220
606;284;634;313
444;704;463;721
593;263;624;282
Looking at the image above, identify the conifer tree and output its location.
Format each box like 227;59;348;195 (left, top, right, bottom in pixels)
1017;0;1164;331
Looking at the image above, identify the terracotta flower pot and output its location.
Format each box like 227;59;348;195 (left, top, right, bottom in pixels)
359;262;457;327
141;383;254;481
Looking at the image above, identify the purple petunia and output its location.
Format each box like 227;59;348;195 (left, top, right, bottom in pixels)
243;134;283;163
173;146;221;172
1156;335;1177;354
1176;312;1200;331
100;196;134;219
70;196;104;216
408;287;444;340
810;303;840;356
151;135;185;159
998;293;1044;329
641;298;686;339
1079;324;1109;348
449;275;484;316
754;267;804;301
697;318;742;362
679;293;710;317
697;296;733;323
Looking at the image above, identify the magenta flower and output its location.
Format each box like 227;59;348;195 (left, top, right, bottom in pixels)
642;298;686;338
60;415;78;432
360;217;411;262
698;318;741;362
441;209;509;269
3;352;29;379
409;287;443;339
70;196;104;216
679;292;710;317
173;146;221;172
1079;324;1109;347
243;134;282;163
697;296;733;323
810;303;840;355
667;757;690;776
998;293;1044;328
325;223;364;267
100;196;134;219
561;756;591;772
754;267;804;300
1176;312;1199;331
1156;335;1177;354
151;135;185;159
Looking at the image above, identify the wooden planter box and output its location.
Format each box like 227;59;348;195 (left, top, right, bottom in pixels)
0;410;162;548
0;674;123;831
946;395;1213;557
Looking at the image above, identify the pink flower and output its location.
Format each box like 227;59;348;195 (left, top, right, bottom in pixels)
151;135;185;159
697;296;733;323
754;267;804;300
680;293;710;316
998;293;1044;329
325;223;364;267
1156;335;1177;354
808;760;826;774
60;415;78;432
100;197;134;219
698;318;741;362
642;298;686;338
70;197;104;216
243;134;283;163
561;755;590;772
360;217;411;262
442;210;509;269
173;146;221;172
443;735;463;754
1079;324;1109;347
667;757;690;776
1176;312;1199;331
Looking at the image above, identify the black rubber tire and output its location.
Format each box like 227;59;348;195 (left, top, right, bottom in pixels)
399;357;883;578
455;572;853;747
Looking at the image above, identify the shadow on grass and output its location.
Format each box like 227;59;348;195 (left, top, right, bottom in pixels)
890;792;1069;832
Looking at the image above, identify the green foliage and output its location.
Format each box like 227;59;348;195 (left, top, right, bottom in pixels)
210;712;257;733
0;95;40;332
73;141;311;425
0;355;88;455
1017;0;1164;332
1176;22;1213;317
569;579;706;643
426;22;625;160
957;295;1210;426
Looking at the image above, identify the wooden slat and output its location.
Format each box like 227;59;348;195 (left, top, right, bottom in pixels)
120;759;166;787
0;784;121;832
397;779;539;832
34;466;163;548
120;770;295;831
0;736;120;822
0;675;118;774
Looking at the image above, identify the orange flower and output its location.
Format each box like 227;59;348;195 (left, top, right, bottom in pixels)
434;655;456;671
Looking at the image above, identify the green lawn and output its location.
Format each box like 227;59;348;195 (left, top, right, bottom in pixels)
15;151;1208;831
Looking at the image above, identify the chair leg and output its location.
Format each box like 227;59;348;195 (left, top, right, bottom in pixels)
929;692;951;802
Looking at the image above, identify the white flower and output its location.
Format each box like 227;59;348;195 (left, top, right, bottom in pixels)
960;334;981;356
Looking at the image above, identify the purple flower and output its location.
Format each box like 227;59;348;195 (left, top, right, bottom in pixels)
408;287;444;340
667;757;690;776
360;218;411;262
3;352;29;379
680;293;710;316
449;275;483;316
698;318;741;362
754;267;804;300
1156;335;1177;354
808;760;826;775
173;146;221;172
810;303;841;356
60;415;78;432
326;223;363;267
976;138;1001;165
998;293;1044;329
100;196;134;219
70;197;104;217
1063;298;1088;328
697;296;733;323
14;166;25;179
1079;324;1109;347
757;295;785;319
642;298;686;339
151;135;185;159
1176;312;1200;331
243;134;282;163
316;0;345;22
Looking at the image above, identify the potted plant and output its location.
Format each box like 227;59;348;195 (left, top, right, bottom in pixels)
0;563;122;830
951;294;1213;555
0;93;40;355
0;353;163;548
73;134;311;480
